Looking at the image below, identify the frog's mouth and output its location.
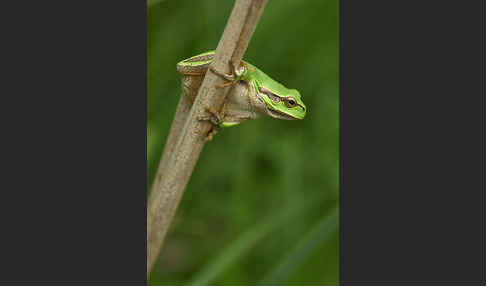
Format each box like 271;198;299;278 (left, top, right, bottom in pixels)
267;107;298;120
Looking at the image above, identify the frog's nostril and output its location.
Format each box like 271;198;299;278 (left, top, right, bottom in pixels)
302;106;306;111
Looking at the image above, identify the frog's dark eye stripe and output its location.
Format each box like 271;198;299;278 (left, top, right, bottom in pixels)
258;86;281;103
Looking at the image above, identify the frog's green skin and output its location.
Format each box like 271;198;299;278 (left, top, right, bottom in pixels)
176;50;306;127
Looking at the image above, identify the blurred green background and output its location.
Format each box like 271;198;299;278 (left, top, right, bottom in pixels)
147;0;338;285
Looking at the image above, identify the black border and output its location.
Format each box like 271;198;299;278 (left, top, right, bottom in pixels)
4;0;147;284
341;0;485;284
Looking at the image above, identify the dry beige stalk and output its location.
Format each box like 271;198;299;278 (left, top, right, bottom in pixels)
147;0;268;277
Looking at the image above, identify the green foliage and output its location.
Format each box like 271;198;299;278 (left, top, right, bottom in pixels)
257;208;338;286
147;0;338;285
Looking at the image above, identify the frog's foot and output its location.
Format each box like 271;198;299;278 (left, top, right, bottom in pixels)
198;107;224;141
205;127;219;141
210;65;236;81
197;107;222;125
209;61;245;88
215;81;234;89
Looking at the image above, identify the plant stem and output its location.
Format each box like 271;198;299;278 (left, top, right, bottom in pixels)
146;0;268;277
149;74;202;196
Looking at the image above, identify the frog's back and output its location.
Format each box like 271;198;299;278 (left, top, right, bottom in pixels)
243;61;293;95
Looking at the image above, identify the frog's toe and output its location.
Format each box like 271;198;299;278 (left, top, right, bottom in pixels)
210;65;236;82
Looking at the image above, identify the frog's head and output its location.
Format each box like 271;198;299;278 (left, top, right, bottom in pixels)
257;86;306;120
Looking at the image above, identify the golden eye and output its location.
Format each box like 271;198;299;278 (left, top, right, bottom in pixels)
285;97;297;108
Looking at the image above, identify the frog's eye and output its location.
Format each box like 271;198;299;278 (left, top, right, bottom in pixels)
284;97;297;108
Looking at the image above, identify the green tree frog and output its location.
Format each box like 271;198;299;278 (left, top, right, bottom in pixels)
176;50;306;129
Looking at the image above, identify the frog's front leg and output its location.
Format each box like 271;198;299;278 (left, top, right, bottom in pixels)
197;104;227;141
209;60;245;88
198;106;223;126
